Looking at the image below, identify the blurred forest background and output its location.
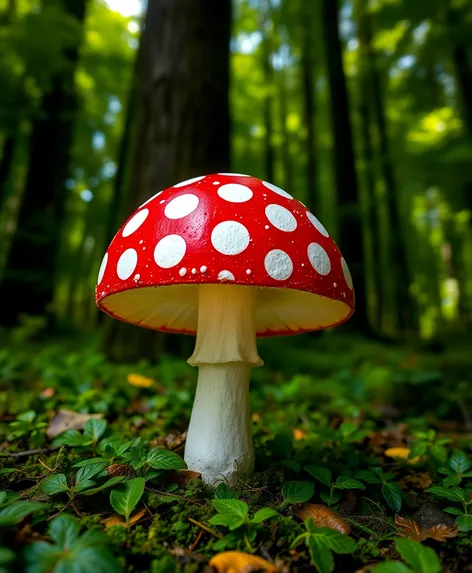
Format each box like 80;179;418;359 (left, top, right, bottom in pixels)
1;0;472;356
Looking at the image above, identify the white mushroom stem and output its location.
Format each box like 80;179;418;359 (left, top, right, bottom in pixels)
185;284;262;486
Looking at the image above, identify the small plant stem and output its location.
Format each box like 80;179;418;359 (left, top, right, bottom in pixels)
344;518;378;538
188;528;204;551
244;534;253;552
187;517;223;538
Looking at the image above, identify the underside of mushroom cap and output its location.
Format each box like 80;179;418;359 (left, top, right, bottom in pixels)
96;173;355;335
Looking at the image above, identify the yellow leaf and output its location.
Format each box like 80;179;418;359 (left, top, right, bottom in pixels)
384;447;420;464
127;373;154;388
292;429;307;441
102;508;147;529
209;551;277;572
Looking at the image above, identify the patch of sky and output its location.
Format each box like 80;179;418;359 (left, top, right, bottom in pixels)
80;189;93;202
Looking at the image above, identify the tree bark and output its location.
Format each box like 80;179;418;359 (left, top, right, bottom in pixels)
0;0;87;327
260;2;275;182
321;0;371;335
102;0;231;362
356;0;415;334
278;67;293;191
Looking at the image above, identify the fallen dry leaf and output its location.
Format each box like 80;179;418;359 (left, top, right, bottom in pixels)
102;508;147;529
395;515;458;542
398;472;432;490
293;503;350;535
46;410;103;438
107;463;129;477
127;373;154;388
209;551;277;573
169;469;201;485
292;428;307;441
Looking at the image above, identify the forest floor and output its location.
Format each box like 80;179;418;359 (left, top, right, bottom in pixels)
0;328;471;573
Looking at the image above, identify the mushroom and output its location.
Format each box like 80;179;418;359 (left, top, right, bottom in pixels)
95;174;354;485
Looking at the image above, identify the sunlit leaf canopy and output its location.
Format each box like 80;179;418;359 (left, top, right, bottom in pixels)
0;0;471;338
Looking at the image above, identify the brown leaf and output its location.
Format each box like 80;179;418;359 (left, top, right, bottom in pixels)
46;410;103;438
395;515;458;542
209;551;277;573
293;503;350;535
423;523;458;542
398;472;432;491
107;464;129;477
169;469;201;486
102;508;147;529
40;388;55;398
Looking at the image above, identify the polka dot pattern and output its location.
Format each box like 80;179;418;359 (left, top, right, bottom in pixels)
117;249;138;280
122;209;149;237
164;194;199;219
211;221;250;255
96;173;354;333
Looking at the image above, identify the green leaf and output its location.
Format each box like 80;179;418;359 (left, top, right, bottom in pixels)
0;501;49;526
312;527;357;554
0;547;15;565
0;492;6;506
335;476;365;490
449;451;471;474
320;490;341;506
426;486;466;502
209;514;232;527
252;508;279;523
382;482;402;513
409;442;427;459
305;466;332;487
280;481;314;506
49;514;80;549
395;538;441;573
80;476;125;496
214;483;236;500
371;563;412;573
146;448;187;470
443;506;462;515
213;499;249;520
52;429;89;448
110;477;145;522
456;513;472;532
40;474;69;496
75;464;106;485
84;419;107;442
73;458;108;468
354;470;380;484
308;536;334;573
429;445;447;464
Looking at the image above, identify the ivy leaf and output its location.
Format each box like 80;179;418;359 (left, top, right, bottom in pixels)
83;419;107;442
456;514;472;532
395;538;441;573
146;448;186;470
305;466;332;487
335;476;365;490
280;481;315;507
251;508;279;523
0;501;49;526
214;483;236;500
110;478;145;523
40;474;69;496
382;482;402;512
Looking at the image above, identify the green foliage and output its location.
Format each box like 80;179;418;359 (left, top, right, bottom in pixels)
24;514;120;573
280;481;315;506
372;538;441;573
7;411;47;446
109;478;145;526
0;500;49;526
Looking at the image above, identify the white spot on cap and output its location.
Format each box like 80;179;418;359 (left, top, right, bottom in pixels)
97;252;108;284
218;173;250;177
211;221;250;255
200;265;207;273
308;243;331;275
262;180;293;199
140;191;163;207
265;204;297;232
306;212;329;237
164;193;199;219
117;248;138;280
179;267;187;277
133;274;140;282
173;175;205;188
264;249;293;280
265;225;270;230
191;268;197;274
154;235;186;268
246;269;252;275
217;183;253;203
213;181;220;185
218;270;235;281
341;258;353;289
122;208;149;237
139;240;143;244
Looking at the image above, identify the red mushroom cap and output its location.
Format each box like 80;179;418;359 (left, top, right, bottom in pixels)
95;174;354;336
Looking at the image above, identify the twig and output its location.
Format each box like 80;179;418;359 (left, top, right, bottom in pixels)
188;528;204;551
0;447;58;458
188;517;223;538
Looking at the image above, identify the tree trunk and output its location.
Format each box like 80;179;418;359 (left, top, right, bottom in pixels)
278;67;293;191
300;7;318;211
260;2;275;182
102;0;231;362
0;0;87;327
356;0;415;334
321;0;371;335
